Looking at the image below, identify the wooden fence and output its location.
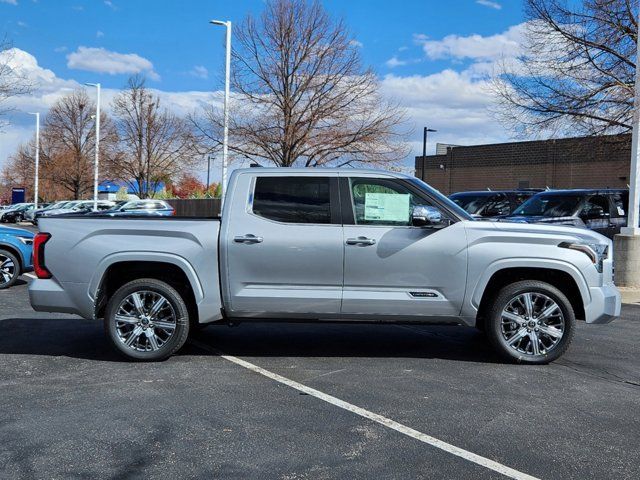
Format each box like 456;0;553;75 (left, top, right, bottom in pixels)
165;198;221;217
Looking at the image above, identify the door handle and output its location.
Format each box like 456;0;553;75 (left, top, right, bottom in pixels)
346;237;376;246
234;234;263;244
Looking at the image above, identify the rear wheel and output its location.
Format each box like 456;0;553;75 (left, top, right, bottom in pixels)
104;278;190;361
0;250;20;289
485;280;575;364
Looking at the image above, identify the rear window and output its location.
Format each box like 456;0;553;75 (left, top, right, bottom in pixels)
252;177;331;224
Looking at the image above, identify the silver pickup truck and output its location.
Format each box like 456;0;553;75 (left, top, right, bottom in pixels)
29;168;621;364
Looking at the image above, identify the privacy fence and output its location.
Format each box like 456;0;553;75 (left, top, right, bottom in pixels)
165;198;221;217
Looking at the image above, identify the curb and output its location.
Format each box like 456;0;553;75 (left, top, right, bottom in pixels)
618;287;640;305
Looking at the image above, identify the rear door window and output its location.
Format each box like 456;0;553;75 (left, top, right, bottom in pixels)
610;192;628;218
252;177;332;224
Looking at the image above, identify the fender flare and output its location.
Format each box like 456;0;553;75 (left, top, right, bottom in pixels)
88;251;205;304
470;257;591;310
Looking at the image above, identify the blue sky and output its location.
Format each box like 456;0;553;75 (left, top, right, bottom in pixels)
0;0;526;175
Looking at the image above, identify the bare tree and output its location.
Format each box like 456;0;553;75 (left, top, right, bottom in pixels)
192;0;409;167
0;36;33;128
42;89;117;199
493;0;638;137
111;76;199;198
1;141;35;201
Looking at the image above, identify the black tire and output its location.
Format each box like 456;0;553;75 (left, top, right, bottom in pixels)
0;249;20;289
485;280;575;364
104;278;190;361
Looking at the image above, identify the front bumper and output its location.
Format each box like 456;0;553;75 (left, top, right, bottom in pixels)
585;284;621;324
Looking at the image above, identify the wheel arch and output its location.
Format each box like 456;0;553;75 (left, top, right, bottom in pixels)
475;266;586;329
93;256;202;327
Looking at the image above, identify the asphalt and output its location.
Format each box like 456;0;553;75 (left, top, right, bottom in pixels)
0;280;639;480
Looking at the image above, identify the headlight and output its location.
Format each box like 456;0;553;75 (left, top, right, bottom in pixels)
559;241;608;273
17;236;33;246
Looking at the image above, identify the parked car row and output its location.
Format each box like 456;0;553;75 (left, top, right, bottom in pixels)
0;200;176;225
450;188;630;238
0;203;36;223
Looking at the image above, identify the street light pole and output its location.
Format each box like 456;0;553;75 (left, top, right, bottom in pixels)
621;28;640;236
28;112;40;210
210;19;231;205
422;127;437;181
86;82;101;211
206;154;212;190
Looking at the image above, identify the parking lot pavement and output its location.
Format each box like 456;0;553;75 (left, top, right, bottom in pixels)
1;281;639;479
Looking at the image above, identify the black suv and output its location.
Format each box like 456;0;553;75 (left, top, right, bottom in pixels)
502;189;629;238
449;190;540;218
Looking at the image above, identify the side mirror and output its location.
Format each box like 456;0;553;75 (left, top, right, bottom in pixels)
411;205;446;228
582;206;609;220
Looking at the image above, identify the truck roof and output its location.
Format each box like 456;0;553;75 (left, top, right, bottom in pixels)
234;167;413;178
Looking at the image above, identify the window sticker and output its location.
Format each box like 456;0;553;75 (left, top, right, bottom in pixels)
364;193;410;222
617;206;625;216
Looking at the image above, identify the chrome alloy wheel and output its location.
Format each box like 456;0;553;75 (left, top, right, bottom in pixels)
0;253;15;286
114;291;177;352
500;292;565;356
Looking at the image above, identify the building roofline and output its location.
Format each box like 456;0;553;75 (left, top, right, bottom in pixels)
414;132;630;159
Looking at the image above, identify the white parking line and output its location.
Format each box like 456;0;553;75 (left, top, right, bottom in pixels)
190;339;540;480
24;273;37;279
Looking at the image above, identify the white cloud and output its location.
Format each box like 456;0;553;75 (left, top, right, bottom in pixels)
418;23;524;61
104;0;115;9
380;69;509;159
0;48;219;169
54;46;67;53
189;65;208;79
0;42;517;173
0;0;18;5
386;56;408;68
96;30;104;38
17;21;27;27
66;46;160;80
476;0;502;10
349;40;363;48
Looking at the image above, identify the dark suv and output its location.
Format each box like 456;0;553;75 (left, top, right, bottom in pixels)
502;189;629;238
449;190;540;218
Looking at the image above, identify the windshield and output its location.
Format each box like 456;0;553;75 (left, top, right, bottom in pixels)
449;194;492;215
512;194;583;217
407;178;473;220
44;202;65;210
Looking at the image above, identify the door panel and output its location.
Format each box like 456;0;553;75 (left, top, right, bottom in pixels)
341;177;468;318
225;175;343;317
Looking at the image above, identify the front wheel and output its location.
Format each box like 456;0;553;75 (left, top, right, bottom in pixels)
104;278;190;361
0;250;20;289
485;280;575;364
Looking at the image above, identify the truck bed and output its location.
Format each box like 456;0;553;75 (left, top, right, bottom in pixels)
30;217;223;324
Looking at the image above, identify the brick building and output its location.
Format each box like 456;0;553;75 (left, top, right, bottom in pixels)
414;134;631;195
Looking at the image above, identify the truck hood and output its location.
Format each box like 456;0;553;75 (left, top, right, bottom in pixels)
498;215;586;228
0;226;34;238
483;219;608;245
